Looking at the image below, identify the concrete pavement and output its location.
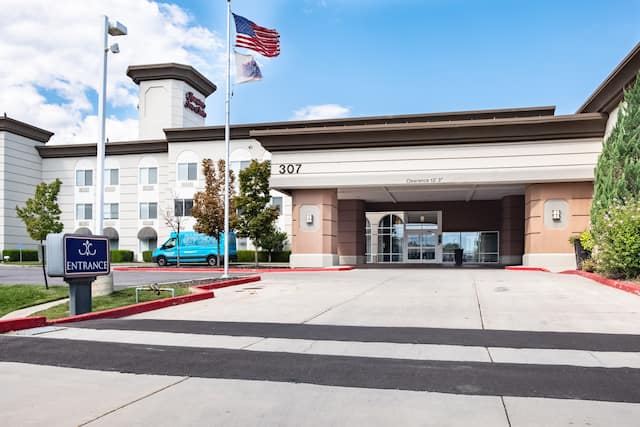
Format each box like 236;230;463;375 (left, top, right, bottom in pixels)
2;268;640;426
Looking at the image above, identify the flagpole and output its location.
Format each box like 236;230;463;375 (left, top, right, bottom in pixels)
223;0;231;278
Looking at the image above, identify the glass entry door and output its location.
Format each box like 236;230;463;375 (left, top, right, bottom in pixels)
407;230;437;262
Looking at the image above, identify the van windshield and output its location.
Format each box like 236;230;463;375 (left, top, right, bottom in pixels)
163;238;176;249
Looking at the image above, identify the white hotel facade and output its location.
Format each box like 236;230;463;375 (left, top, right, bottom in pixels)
0;42;638;271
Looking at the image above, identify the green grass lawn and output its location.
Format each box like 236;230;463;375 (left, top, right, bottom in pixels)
0;285;69;317
32;285;192;320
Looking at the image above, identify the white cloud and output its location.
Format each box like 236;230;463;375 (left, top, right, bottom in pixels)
291;104;351;121
0;0;225;144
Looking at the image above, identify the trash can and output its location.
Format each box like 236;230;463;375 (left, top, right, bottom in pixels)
454;248;464;266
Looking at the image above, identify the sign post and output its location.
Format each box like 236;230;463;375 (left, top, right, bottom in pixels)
46;234;111;315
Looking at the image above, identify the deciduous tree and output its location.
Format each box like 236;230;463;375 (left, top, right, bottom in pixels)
233;160;279;267
16;179;63;289
192;159;236;266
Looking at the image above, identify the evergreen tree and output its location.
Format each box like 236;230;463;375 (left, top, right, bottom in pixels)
233;160;279;267
16;179;63;289
592;71;640;219
192;159;235;266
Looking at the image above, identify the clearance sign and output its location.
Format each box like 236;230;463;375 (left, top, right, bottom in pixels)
63;235;110;277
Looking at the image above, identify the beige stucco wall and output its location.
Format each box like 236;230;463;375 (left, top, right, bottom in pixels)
290;189;338;267
524;182;593;254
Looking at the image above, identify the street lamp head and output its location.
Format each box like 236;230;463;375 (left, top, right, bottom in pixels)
108;21;127;36
109;43;120;54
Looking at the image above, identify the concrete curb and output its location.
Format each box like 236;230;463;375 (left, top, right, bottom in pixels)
0;276;261;332
113;266;354;273
560;270;640;296
0;316;47;333
504;266;551;272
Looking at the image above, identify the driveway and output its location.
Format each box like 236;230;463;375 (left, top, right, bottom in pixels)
0;265;224;289
2;269;640;426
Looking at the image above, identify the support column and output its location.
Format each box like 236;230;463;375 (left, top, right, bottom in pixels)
523;182;592;271
337;200;366;265
500;195;524;265
290;189;339;268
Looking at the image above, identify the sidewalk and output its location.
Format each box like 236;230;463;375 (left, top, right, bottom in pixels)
1;298;68;320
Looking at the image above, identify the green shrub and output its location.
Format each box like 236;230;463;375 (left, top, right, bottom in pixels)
579;230;595;252
236;250;291;263
2;249;39;262
593;199;640;279
110;250;134;263
142;250;153;263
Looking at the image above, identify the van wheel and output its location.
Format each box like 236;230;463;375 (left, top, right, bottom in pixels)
157;256;167;267
207;255;217;267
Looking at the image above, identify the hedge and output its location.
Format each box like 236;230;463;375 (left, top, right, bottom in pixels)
236;250;291;263
142;250;153;263
2;249;39;262
110;250;134;263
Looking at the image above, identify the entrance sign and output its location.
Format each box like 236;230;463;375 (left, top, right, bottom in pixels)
46;233;111;316
64;235;110;277
46;233;111;278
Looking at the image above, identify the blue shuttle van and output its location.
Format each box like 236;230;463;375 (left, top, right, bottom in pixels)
152;231;237;266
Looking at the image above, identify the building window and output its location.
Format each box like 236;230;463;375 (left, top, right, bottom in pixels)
139;167;158;185
75;170;93;186
174;199;194;217
231;160;251;174
377;214;404;262
104;203;119;220
140;202;158;219
178;162;197;181
105;169;119;186
76;203;93;220
270;197;283;214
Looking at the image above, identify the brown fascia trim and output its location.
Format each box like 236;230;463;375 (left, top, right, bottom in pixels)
0;116;53;143
37;140;167;158
250;113;607;152
164;106;557;143
126;63;217;97
578;42;640;113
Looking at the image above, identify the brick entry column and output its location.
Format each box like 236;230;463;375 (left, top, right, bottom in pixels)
337;200;366;265
500;195;524;265
290;189;339;268
523;182;592;271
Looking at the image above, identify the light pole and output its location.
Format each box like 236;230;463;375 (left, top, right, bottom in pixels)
96;16;127;239
94;16;126;296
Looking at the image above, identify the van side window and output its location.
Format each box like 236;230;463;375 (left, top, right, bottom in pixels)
164;238;176;249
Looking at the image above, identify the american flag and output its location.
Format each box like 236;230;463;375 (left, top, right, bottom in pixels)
233;13;280;58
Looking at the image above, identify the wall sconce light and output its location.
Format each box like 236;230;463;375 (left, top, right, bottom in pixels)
306;214;314;225
551;209;561;221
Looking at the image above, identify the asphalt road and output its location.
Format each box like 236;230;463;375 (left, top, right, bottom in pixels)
0;265;224;288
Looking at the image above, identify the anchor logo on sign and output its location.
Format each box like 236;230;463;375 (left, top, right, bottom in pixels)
78;240;96;256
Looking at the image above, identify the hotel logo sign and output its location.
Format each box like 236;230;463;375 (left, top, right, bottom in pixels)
184;91;207;118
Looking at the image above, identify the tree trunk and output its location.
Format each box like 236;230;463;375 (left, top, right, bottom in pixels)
268;251;272;263
254;245;259;268
40;241;49;290
217;238;221;267
176;224;181;267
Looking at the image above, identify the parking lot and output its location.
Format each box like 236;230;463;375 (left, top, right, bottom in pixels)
2;268;640;426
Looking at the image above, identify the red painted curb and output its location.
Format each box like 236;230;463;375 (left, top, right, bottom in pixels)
505;266;551;272
560;270;640;296
1;276;262;332
114;266;353;273
49;291;214;325
50;275;261;325
0;316;47;333
197;275;261;290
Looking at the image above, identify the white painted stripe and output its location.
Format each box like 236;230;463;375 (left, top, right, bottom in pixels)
25;327;640;369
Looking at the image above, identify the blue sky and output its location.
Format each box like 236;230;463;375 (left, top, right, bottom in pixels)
191;0;640;124
1;0;639;143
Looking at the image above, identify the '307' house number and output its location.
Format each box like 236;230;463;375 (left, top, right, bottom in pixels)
278;163;302;174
